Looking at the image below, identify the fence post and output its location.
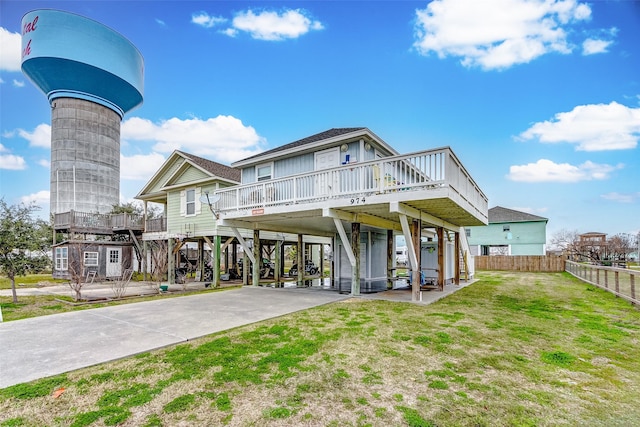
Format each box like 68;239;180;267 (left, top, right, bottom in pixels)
596;269;600;285
615;271;619;296
631;274;636;304
604;269;608;289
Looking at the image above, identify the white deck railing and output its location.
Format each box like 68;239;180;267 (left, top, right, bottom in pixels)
215;147;488;220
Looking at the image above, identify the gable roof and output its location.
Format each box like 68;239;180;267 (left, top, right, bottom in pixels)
232;127;398;167
176;151;240;183
238;128;365;164
488;206;548;224
135;150;240;201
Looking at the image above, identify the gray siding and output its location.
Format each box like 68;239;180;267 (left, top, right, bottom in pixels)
274;153;314;178
242;166;255;184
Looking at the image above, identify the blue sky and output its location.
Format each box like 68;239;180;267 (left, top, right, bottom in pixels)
1;0;638;241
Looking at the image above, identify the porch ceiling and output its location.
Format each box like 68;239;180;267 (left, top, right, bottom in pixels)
218;187;486;237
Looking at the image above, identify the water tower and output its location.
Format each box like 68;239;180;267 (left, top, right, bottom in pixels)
21;9;144;214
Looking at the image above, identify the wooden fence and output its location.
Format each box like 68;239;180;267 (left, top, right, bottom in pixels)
475;255;566;272
565;260;638;305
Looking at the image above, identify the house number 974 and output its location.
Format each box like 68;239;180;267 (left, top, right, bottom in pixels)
350;197;366;205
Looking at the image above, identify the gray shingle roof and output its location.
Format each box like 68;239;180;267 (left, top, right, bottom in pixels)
488;206;548;223
177;150;241;183
238;127;367;163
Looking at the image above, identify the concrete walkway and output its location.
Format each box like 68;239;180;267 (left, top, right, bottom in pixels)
0;280;474;389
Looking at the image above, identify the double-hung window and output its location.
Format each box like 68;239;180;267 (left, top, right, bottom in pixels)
55;247;68;271
186;189;196;215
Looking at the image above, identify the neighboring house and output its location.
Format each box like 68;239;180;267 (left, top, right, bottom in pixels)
575;232;608;262
466;206;548;256
135;150;330;284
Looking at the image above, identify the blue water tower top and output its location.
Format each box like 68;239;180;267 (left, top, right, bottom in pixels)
21;9;144;118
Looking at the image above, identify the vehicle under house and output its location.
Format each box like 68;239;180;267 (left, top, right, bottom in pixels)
133;127;487;301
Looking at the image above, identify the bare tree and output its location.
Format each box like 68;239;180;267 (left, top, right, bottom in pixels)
148;240;168;293
550;229;579;255
110;268;133;299
66;241;97;301
606;233;635;263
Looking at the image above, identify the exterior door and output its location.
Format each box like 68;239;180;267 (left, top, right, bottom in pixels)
106;248;122;278
314;148;340;197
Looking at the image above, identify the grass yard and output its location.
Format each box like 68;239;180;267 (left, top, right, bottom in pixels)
0;274;67;290
1;271;639;426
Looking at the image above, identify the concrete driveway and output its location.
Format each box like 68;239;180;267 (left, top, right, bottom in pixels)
0;286;349;389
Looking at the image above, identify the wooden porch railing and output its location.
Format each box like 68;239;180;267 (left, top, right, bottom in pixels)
145;216;167;232
214;147;488;220
54;211;144;232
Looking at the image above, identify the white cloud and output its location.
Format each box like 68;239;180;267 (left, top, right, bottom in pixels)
120;152;166;180
121;115;266;163
14;123;51;148
0;27;21;72
0;153;27;170
38;159;50;168
155;18;167;27
191;12;227;28
601;192;640;203
582;38;612;55
20;190;50;207
519;101;640;151
229;9;324;41
506;159;623;182
0;142;7;152
413;0;595;70
12;79;24;87
221;28;238;38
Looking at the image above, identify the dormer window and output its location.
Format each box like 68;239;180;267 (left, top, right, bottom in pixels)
256;163;272;182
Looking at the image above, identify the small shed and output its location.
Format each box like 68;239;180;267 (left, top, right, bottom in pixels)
52;240;133;281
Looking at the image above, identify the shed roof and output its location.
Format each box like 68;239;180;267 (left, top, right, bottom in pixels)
488;206;548;224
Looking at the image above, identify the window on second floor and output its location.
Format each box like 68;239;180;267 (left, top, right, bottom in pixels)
180;187;201;217
256;163;272;182
465;228;471;237
186;189;196;215
503;225;510;232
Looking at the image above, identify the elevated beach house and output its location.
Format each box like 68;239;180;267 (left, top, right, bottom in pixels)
187;127;489;301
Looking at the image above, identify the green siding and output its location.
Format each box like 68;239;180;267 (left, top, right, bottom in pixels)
175;167;208;185
145;158;185;195
166;187;218;236
467;221;547;255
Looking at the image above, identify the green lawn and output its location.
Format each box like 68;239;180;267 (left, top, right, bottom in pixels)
1;271;639;426
0;273;67;290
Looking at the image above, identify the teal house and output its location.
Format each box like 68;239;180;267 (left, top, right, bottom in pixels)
466;206;548;256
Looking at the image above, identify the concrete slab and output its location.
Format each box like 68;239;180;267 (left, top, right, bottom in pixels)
0;280;475;389
0;286;349;389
